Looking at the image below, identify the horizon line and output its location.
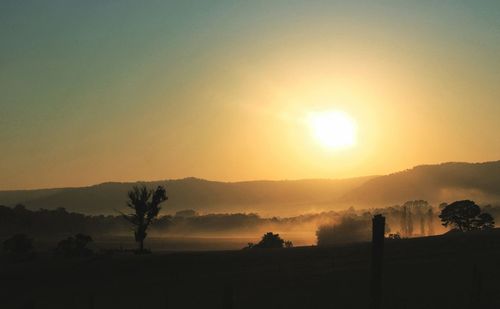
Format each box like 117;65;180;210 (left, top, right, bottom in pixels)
1;159;499;192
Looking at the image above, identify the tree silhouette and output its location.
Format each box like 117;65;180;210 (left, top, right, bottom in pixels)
255;232;285;248
121;185;167;252
400;205;414;237
55;233;94;258
316;216;372;246
3;234;33;254
3;233;35;261
439;200;494;232
473;213;495;230
426;208;435;235
400;200;431;237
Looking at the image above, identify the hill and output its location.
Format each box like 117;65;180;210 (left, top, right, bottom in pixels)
341;161;500;207
1;160;499;215
0;177;372;216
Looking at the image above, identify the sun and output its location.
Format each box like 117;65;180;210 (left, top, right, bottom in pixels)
308;110;357;149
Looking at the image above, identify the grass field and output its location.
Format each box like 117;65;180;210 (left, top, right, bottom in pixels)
2;229;500;309
2;233;315;253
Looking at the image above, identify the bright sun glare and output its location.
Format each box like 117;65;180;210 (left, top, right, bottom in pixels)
308;111;357;149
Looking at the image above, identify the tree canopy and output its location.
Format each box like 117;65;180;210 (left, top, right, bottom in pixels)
121;185;168;252
246;232;287;249
439;200;494;232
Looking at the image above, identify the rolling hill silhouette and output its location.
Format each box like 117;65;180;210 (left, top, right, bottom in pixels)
0;161;499;215
340;161;500;207
0;177;372;216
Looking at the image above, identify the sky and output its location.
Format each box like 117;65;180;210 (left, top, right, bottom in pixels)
1;1;500;190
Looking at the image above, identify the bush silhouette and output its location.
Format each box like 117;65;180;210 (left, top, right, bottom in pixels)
55;233;94;258
3;234;35;262
387;233;401;240
316;216;372;246
439;200;495;232
121;185;168;253
243;242;255;249
254;232;285;248
474;212;495;230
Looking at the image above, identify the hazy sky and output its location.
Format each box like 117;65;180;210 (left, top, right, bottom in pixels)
1;1;500;189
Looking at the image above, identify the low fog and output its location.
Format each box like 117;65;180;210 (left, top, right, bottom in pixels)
2;200;499;251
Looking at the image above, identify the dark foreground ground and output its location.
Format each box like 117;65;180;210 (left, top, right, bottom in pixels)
2;230;500;309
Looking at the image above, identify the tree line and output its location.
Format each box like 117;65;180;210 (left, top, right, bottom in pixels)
2;185;499;255
317;199;496;246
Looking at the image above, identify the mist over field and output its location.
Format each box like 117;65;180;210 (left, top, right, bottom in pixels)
3;1;500;307
1;161;499;251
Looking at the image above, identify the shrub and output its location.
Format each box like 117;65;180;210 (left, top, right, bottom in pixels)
317;216;372;246
55;233;94;258
254;232;285;249
3;234;35;262
243;242;255;250
387;233;401;240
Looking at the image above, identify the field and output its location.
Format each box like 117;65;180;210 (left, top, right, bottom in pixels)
2;230;500;309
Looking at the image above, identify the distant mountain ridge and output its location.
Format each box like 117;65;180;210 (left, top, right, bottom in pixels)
339;161;500;207
0;177;373;216
1;161;499;215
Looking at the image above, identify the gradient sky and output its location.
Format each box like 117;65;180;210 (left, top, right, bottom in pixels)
1;1;500;190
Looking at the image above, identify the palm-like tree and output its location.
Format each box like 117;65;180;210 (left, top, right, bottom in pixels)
121;185;167;252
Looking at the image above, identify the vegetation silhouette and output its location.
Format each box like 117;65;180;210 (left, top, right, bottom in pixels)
387;233;401;240
0;198;498;252
54;233;94;258
1;198;499;308
399;200;432;237
316;199;496;246
246;232;291;249
3;161;500;216
257;232;284;248
439;200;494;232
0;204;131;236
317;216;372;246
120;185;167;253
3;233;35;262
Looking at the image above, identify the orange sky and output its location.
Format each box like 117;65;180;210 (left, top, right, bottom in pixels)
1;1;500;189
